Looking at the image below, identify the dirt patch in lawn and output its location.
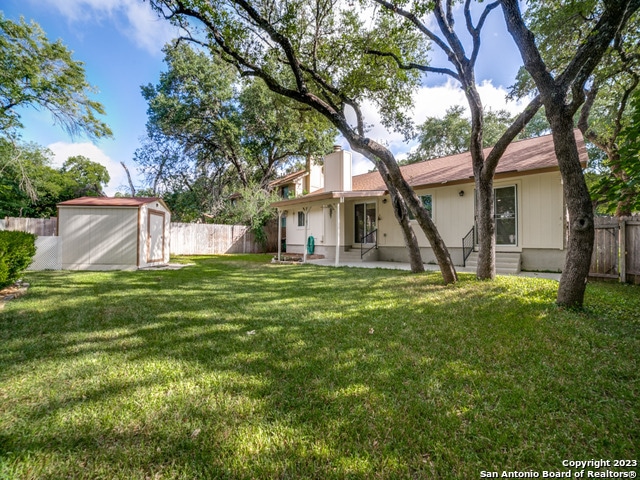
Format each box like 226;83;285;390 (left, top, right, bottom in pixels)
272;253;325;264
0;280;30;309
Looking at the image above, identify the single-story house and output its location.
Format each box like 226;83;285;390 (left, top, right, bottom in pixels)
57;196;171;270
271;131;589;272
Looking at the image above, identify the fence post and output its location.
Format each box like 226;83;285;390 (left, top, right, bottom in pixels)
619;218;626;283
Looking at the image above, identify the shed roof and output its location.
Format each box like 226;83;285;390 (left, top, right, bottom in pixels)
58;196;169;210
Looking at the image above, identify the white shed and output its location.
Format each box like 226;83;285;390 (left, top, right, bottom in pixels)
57;197;171;270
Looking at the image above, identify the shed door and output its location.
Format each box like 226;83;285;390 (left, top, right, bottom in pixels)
147;210;165;263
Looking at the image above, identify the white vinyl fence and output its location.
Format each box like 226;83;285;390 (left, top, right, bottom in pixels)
29;237;62;270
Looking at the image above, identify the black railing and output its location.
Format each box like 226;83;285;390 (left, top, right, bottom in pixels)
462;226;475;267
360;229;378;259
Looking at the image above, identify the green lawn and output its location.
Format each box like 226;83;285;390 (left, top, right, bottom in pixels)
1;255;638;479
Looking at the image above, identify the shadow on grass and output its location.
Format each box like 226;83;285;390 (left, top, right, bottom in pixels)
0;255;638;479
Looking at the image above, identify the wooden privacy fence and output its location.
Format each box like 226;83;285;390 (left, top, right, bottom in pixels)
169;222;265;255
590;216;640;284
1;217;57;236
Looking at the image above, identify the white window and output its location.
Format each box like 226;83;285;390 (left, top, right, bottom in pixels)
354;202;377;243
495;186;517;245
297;211;306;227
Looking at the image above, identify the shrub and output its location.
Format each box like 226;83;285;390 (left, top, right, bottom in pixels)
0;231;36;288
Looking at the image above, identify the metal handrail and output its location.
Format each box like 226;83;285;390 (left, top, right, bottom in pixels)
360;229;378;259
462;226;475;267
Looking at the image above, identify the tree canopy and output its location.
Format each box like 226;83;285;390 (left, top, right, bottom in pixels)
0;141;110;218
0;14;111;141
405;106;549;164
592;89;640;214
135;42;337;223
508;1;640;216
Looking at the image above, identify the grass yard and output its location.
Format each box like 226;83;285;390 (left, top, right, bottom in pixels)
0;255;638;479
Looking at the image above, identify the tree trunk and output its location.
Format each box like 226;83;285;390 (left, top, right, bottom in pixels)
466;84;496;281
475;174;495;279
387;179;425;273
548;113;594;307
349;142;425;273
351;138;457;282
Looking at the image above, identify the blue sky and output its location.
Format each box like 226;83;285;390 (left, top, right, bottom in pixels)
2;0;527;195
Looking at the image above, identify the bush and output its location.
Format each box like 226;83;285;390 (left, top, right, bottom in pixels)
0;231;36;288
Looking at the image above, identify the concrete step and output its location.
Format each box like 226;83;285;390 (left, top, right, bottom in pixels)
341;246;379;262
465;252;521;274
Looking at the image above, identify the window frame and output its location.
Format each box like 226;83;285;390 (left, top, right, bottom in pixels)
494;185;518;246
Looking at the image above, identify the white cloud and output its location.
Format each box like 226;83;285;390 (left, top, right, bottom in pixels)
347;79;531;175
36;0;179;56
47;141;135;196
412;78;528;119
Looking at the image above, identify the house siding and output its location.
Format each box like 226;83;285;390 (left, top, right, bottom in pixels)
520;172;564;250
282;170;566;271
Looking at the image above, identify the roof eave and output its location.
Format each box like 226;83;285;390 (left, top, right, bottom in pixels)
271;190;386;208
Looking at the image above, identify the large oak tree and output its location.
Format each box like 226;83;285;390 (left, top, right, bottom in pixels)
150;0;458;281
501;0;640;307
371;0;544;280
511;1;640;217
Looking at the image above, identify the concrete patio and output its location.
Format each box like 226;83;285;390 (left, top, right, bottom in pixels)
305;258;562;281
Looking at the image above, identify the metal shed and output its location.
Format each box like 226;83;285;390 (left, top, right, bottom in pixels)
57;197;171;270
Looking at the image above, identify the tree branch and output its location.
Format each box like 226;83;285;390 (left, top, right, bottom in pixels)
469;1;500;67
484;95;543;176
120;161;136;197
366;49;460;80
372;0;455;58
232;0;308;94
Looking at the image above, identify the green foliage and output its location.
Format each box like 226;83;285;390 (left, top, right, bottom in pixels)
136;42;336;221
591;90;640;214
227;184;280;246
0;140;110;217
161;188;210;223
405;106;550;163
509;1;640;215
61;155;110;197
148;0;424;139
0;14;111;141
0;231;36;288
